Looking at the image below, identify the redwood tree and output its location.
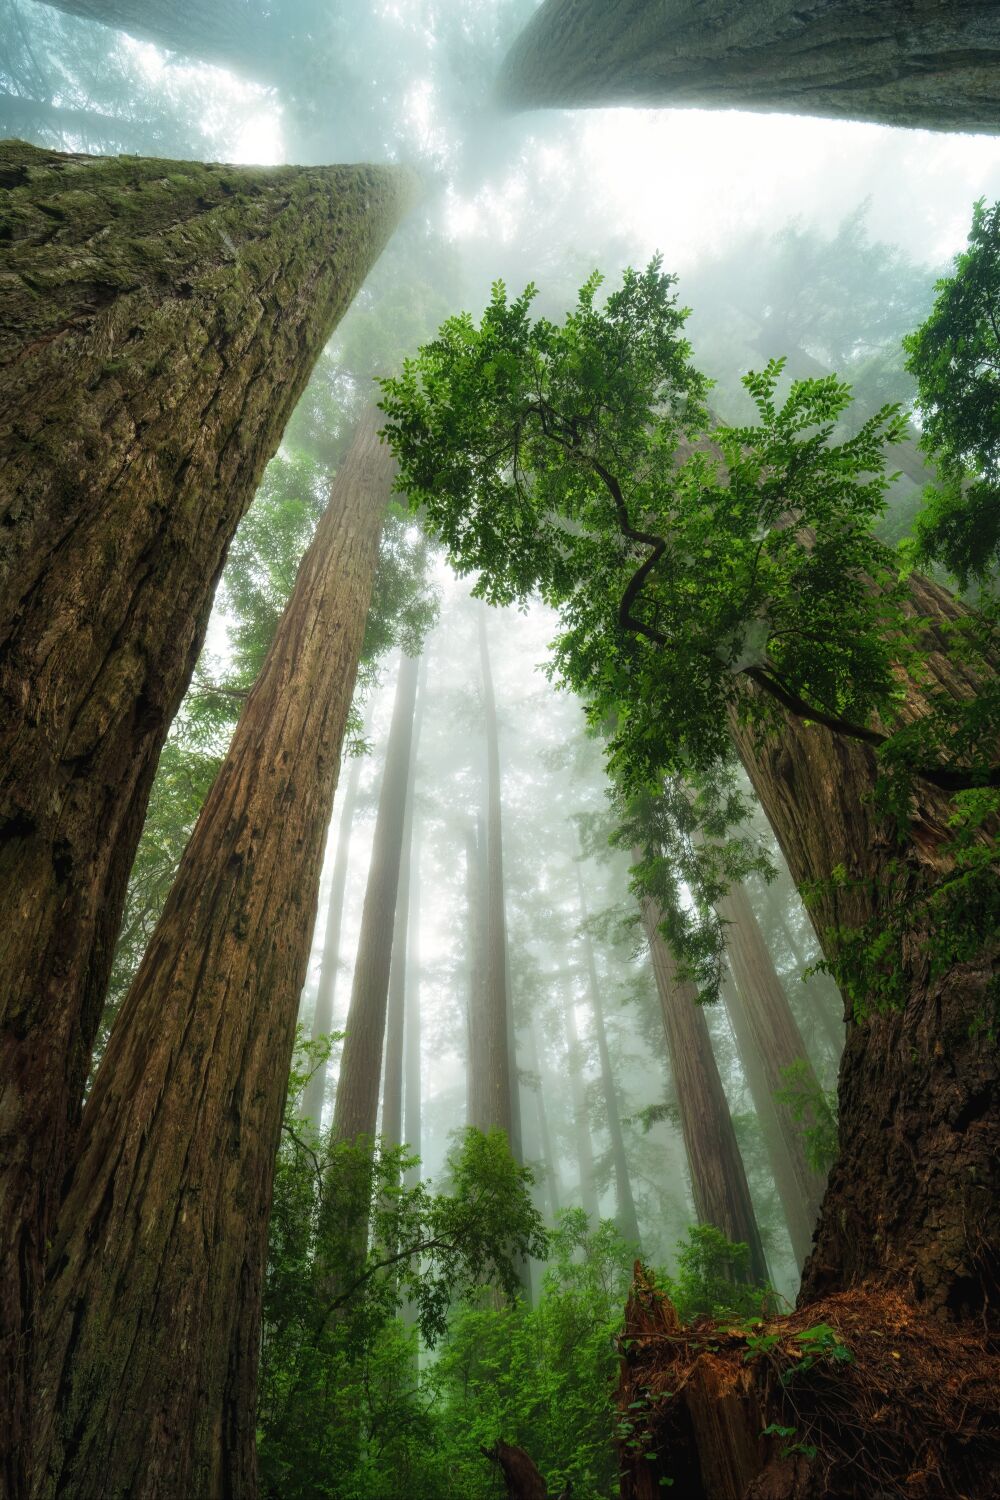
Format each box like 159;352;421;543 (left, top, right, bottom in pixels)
497;0;1000;134
332;650;420;1146
34;407;393;1500
0;140;406;1499
639;885;770;1286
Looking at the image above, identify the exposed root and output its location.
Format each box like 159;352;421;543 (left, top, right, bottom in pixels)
616;1265;1000;1499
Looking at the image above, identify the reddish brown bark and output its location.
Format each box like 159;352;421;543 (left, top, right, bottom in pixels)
33;408;391;1500
482;1442;555;1500
617;1268;1000;1499
639;887;769;1286
729;571;1000;1321
0;141;407;1500
332;650;419;1146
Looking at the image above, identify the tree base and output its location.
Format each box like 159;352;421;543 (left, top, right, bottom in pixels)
617;1267;1000;1498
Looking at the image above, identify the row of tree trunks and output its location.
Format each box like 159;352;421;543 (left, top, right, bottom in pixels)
381;654;426;1150
638;879;770;1287
332;650;420;1146
719;882;827;1271
0;141;407;1500
729;570;1000;1321
299;747;365;1132
576;863;642;1246
496;0;1000;133
33;407;393;1500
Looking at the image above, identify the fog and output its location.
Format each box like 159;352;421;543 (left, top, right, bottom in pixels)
6;3;999;1491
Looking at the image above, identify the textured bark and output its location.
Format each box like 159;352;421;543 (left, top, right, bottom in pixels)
719;883;826;1271
482;1442;553;1500
0;141;406;1500
639;886;769;1285
473;606;515;1143
33;408;391;1500
497;0;1000;133
332;652;420;1146
728;572;1000;1321
299;748;364;1133
577;867;641;1246
381;656;426;1150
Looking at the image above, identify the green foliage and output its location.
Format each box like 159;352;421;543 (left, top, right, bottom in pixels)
382;260;999;1004
904;199;1000;587
259;1064;546;1500
660;1224;770;1323
774;1061;838;1173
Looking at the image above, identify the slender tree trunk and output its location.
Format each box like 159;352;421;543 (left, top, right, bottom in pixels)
34;408;392;1500
0;91;181;154
728;571;1000;1318
524;1014;560;1220
474;605;515;1143
638;880;769;1286
563;985;600;1225
771;899;845;1063
0;141;405;1500
381;655;426;1150
298;748;364;1132
576;867;641;1246
465;820;486;1126
719;882;826;1271
332;652;420;1146
402;816;422;1187
497;0;1000;133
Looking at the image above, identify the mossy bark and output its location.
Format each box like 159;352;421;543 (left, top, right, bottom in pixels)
33;407;391;1500
639;885;770;1287
0;141;407;1498
728;571;1000;1320
497;0;1000;134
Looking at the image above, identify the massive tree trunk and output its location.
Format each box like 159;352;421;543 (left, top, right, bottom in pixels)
719;882;826;1271
332;652;420;1146
563;984;600;1225
298;748;364;1133
497;0;1000;133
473;605;516;1143
0;141;406;1500
577;867;641;1246
33;408;391;1500
728;571;1000;1320
381;656;425;1150
29;0;281;82
639;885;769;1286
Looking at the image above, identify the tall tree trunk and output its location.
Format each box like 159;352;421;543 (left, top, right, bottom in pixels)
525;1013;560;1220
332;652;420;1146
402;815;422;1188
465;820;485;1126
0;91;182;154
563;984;600;1225
298;748;364;1132
497;0;1000;133
28;0;279;82
474;605;515;1143
34;407;392;1500
638;881;769;1286
381;655;426;1150
576;867;641;1246
0;141;405;1500
719;881;826;1271
728;571;1000;1319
